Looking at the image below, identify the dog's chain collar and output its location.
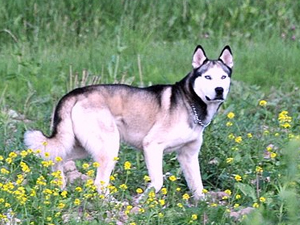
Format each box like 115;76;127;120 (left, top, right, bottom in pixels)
190;104;210;127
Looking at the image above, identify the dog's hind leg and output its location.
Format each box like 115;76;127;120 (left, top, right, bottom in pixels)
92;131;120;194
72;104;120;195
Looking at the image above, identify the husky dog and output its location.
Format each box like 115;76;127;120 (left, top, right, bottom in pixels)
24;45;233;200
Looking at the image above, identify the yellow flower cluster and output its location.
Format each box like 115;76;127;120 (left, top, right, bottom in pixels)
226;112;235;127
278;110;292;128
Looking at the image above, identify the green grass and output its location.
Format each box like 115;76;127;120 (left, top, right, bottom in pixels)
0;0;300;224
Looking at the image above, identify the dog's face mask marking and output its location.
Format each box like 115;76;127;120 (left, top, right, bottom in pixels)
194;63;231;103
192;46;233;104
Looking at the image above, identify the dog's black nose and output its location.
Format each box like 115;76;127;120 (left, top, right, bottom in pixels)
215;87;224;95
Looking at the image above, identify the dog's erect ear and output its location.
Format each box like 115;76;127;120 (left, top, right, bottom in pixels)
219;46;233;69
192;45;207;69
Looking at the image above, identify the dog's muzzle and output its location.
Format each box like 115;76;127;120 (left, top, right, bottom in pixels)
205;87;225;102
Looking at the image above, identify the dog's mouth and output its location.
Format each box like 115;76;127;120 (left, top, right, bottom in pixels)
205;96;224;102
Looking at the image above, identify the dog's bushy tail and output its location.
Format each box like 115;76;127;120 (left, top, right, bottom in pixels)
24;130;72;160
24;97;76;161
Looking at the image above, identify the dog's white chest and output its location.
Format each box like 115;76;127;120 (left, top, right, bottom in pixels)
162;124;204;153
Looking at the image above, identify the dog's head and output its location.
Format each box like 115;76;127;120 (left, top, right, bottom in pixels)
192;45;233;104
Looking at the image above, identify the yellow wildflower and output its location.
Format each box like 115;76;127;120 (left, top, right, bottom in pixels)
202;188;208;194
266;145;273;152
5;158;12;164
148;190;156;199
224;189;232;196
143;175;151;182
253;202;259;208
92;162;100;168
108;185;117;194
9;152;18;158
228;133;235;139
34;149;41;154
177;203;183;208
75;187;83;192
235;136;242;143
125;205;133;215
57;202;65;209
226;121;233;127
191;214;198;220
124;161;131;170
119;184;128;190
30;189;36;197
51;170;62;179
82;163;90;170
182;193;190;200
259;197;266;203
20;150;28;158
159;199;165;206
43;188;53;195
139;208;145;213
161;187;168;195
1;168;10;175
20;162;31;173
226;158;233;164
86;170;95;177
55;156;63;162
278;110;292;128
256;166;263;173
169;175;177;182
41;160;54;167
234;175;242;182
281;123;291;128
136;188;143;194
270;152;277;158
227;112;235;119
61;190;68;198
158;213;164;218
74;198;81;206
259;100;267;107
36;176;47;186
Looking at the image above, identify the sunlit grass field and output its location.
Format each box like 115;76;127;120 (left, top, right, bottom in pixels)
0;1;300;224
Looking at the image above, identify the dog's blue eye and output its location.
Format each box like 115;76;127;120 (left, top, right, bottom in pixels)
205;75;212;80
221;75;227;79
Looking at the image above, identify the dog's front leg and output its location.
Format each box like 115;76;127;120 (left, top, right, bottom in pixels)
177;140;204;200
143;144;164;193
